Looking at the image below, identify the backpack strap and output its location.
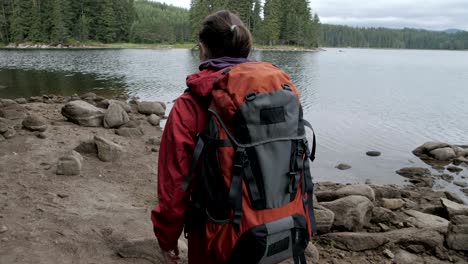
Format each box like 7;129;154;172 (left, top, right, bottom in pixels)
303;120;316;162
181;135;206;191
229;147;246;231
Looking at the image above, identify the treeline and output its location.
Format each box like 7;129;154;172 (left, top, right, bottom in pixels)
321;24;468;50
190;0;321;47
0;0;135;44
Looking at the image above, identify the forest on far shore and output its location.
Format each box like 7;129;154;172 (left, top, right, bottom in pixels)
0;0;467;50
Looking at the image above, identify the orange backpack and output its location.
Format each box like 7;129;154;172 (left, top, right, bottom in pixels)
183;62;317;264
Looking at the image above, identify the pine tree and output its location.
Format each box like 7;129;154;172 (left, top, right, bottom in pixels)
10;0;31;43
95;0;117;43
49;0;68;44
0;0;13;43
263;0;281;45
28;0;43;43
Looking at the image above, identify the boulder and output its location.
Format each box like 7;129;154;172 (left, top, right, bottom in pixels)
412;142;450;156
386;228;446;257
444;191;465;205
15;98;27;104
56;150;83;176
80;92;97;100
404;210;449;231
429;147;456;161
304;243;319;263
109;100;131;113
381;198;405;210
115;127;144;138
22;114;48;132
123;119;141;128
440;198;468;218
371;206;397;223
74;139;98;155
454;181;467;188
137;101;165;116
0;119;8;133
335;163;351;170
321;195;373;231
0;104;27;120
103;103;129;129
61;100;104;127
320;232;389;251
446;166;462;173
316;184;375;202
366;151;381;157
314;206;335;234
3;128;16;139
0;134;5;142
147;114;161;126
371;185;402;199
94;136;124;162
446;215;468;251
28;96;43;103
393;249;424;264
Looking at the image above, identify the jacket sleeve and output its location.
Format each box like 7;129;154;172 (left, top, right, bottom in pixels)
151;96;199;251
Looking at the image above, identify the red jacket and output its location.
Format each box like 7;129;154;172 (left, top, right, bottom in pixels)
151;57;250;263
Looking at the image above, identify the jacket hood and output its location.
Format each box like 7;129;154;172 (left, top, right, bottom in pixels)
186;57;252;98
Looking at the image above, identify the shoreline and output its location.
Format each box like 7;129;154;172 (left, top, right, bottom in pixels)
1;94;468;263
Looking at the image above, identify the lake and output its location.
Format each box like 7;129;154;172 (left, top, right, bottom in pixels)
1;48;468;189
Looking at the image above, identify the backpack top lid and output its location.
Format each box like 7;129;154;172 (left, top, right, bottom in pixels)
209;62;305;146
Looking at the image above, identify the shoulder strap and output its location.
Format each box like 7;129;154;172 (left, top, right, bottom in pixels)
303;120;316;162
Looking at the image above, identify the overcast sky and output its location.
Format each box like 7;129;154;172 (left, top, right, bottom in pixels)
159;0;468;31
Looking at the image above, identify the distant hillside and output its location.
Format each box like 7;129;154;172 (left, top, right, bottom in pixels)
321;24;468;50
443;29;465;34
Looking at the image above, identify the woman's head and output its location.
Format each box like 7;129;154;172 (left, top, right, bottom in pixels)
198;10;252;60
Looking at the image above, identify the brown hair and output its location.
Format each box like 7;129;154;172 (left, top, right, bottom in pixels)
199;10;252;59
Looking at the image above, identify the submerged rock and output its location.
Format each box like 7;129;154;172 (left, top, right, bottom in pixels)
366;151;381;157
335;163;351;170
430;147;456;161
61;100;104;127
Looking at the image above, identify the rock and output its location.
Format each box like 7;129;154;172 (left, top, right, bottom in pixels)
381;198;405;210
454;180;467;188
447;166;463;173
320;232;389;251
371;207;397;223
146;137;161;145
122;119;141;128
0;134;5;142
462;189;468;196
151;147;159;152
22;114;48;132
446;215;468;251
56;150;83;176
440;198;468;218
444;191;465;205
366;151;381;157
3;128;16;139
0;104;27;120
80;92;97;100
316;184;375;202
455;146;468;157
393;249;423;264
94;136;124;162
335;163;351;170
304;243;319;263
109;100;131;113
378;223;391;232
137;101;165;116
413;142;450;156
103;103;129;129
321;195;373;231
15;98;27;104
74;139;97;155
404;210;449;231
96;99;110;109
147;114;161;126
61;100;104;127
386;228;446;257
28;96;43;103
429;147;456;161
314;206;335;234
115;127;143;138
0;99;16;107
438;174;454;183
0;225;8;233
35;132;47;139
382;249;394;259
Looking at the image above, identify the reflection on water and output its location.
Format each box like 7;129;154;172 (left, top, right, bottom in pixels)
1;48;468;189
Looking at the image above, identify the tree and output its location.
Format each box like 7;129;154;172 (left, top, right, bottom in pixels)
10;0;31;43
263;0;281;45
49;0;68;44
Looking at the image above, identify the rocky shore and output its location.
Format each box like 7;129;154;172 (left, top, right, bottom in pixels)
0;94;467;263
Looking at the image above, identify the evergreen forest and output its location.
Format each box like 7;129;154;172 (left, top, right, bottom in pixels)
0;0;467;50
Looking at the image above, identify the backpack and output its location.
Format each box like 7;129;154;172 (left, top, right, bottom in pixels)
182;62;317;264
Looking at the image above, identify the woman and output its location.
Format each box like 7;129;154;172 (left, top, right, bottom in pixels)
151;10;253;264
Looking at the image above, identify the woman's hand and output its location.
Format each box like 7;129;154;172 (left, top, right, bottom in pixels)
162;247;180;264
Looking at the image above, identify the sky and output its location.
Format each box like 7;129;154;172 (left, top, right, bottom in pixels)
158;0;468;31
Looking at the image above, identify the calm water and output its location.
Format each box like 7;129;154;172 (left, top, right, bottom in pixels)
1;48;468;191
